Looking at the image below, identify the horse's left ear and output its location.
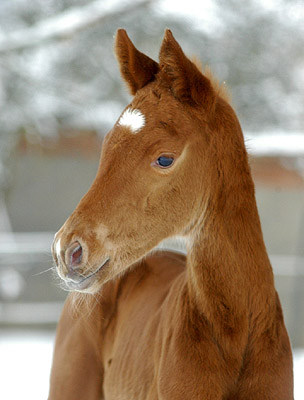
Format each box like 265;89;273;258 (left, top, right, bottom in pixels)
159;30;216;111
115;29;159;95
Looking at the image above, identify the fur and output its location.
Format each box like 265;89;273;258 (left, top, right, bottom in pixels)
49;30;293;400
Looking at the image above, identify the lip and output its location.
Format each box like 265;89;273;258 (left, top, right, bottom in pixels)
63;257;110;291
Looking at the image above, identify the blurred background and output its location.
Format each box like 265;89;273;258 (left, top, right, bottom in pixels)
0;0;303;398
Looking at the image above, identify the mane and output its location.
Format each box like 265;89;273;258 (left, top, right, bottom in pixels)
191;56;231;104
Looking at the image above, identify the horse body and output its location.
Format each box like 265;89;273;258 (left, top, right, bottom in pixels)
49;30;293;399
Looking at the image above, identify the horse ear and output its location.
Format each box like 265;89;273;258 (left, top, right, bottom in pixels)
115;29;159;95
159;30;216;111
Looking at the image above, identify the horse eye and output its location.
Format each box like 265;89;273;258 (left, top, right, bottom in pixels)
156;156;174;168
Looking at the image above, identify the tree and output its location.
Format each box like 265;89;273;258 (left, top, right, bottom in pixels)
0;0;303;230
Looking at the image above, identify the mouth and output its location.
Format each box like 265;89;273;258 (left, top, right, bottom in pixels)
62;257;110;292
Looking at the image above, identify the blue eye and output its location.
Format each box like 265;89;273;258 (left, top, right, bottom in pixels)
156;156;174;168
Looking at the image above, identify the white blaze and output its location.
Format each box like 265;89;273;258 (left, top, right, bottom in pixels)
118;108;145;133
56;238;61;259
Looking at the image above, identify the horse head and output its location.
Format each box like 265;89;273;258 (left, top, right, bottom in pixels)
52;29;245;293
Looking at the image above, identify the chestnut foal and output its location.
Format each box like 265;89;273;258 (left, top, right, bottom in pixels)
49;30;293;399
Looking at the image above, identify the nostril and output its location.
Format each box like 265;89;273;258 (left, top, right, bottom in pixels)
66;241;83;269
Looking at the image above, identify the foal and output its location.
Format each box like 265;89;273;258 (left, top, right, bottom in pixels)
49;30;293;399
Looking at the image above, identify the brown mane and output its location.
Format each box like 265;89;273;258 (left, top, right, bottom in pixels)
48;29;293;400
191;56;231;104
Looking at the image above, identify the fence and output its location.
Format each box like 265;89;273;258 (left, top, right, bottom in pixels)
0;232;303;348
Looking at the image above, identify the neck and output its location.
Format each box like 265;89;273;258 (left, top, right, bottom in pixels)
186;156;276;338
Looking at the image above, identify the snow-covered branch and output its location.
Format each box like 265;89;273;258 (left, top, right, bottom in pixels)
0;0;152;53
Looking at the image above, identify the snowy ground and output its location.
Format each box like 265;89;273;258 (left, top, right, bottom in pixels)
0;330;303;399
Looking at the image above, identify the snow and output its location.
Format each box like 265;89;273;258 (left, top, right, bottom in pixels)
0;0;302;153
0;0;151;53
0;331;55;400
246;132;304;157
155;0;222;35
0;330;303;399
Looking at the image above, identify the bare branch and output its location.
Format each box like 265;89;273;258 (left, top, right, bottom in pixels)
0;0;152;53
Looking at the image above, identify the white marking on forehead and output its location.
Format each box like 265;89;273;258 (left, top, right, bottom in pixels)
118;108;145;133
56;238;61;259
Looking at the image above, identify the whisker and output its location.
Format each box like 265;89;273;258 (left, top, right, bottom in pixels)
33;266;55;276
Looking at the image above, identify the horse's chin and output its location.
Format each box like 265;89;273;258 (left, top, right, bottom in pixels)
58;257;111;293
62;275;100;293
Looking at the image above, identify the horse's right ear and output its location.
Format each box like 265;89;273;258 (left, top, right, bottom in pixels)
115;29;159;96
